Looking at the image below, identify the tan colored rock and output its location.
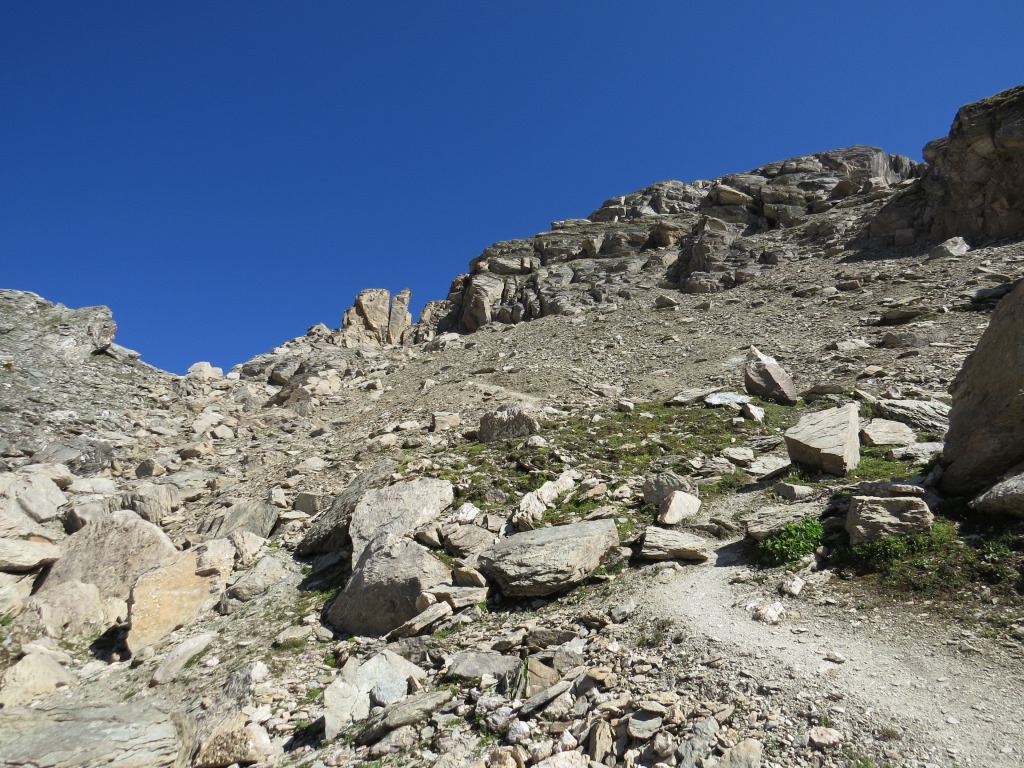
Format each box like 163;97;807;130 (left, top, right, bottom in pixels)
657;490;701;525
38;510;177;602
0;537;60;572
127;550;217;652
0;652;76;707
640;527;711;561
846;496;934;545
784;404;860;475
860;419;916;447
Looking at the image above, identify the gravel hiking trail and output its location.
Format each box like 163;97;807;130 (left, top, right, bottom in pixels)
646;539;1024;768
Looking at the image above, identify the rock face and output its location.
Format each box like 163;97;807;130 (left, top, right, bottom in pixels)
327;536;451;636
871;85;1024;243
941;281;1024;496
784;404;860;476
477;520;618;597
0;290;116;362
0;701;185;767
846;496;934;545
340;288;413;347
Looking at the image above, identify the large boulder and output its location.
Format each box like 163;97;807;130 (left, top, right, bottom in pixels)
477;520;619;597
35;510;177;603
970;464;1024;516
942;281;1024;496
327;536;451;636
196;499;278;540
348;479;453;564
126;551;217;652
784;404;860;476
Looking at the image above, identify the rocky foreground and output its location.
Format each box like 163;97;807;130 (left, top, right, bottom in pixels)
2;87;1024;768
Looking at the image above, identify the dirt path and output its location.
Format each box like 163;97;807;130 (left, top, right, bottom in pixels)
646;539;1024;768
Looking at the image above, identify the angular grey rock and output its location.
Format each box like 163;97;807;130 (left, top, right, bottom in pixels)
846;496;934;545
942;281;1024;495
348;478;453;564
324;680;369;741
784;404;860;475
356;689;453;745
385;601;453;640
872;399;949;433
151;632;216;686
743;346;798;405
37;510;177;602
478;520;618;597
640;527;711;561
887;441;943;465
446;651;521;683
327;536;451;636
340;650;426;708
196;499;278;540
971;464;1024;517
123;483;181;525
743;505;817;542
478;403;540;443
859;419;916;447
928;236;971;260
296;459;397;556
0;702;185;768
340;288;413;347
226;555;288;602
20;580;112;638
0;472;67;536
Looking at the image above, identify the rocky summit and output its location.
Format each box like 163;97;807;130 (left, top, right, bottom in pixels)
3;86;1024;768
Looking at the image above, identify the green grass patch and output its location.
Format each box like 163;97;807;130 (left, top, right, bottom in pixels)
758;516;824;566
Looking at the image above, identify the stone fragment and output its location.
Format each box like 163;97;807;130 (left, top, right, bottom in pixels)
658;490;701;525
150;632;216;685
127;550;216;651
478;403;540;443
478;520;618;597
972;465;1024;516
784;404;860;475
296;459;397;556
123;482;180;525
643;470;694;507
928;236;971;259
873;399;950;433
328;536;450;636
0;652;76;707
860;419;916;447
197;499;278;540
718;738;764;767
808;726;843;749
772;482;814;501
447;651;521;683
0;537;60;572
194;538;236;577
226;555;289;602
640;527;710;561
744;346;798;404
385;601;452;640
0;702;183;768
0;473;67;535
846;496;934;545
196;719;272;768
356;689;453;745
20;580;112;638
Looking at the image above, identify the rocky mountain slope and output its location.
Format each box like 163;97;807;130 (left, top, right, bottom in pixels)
2;86;1024;768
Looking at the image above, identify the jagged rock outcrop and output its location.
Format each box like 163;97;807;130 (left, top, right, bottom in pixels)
871;85;1024;243
941;280;1024;496
339;288;414;347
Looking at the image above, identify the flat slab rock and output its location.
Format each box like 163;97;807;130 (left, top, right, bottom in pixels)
640;527;711;561
743;505;818;542
784;403;860;475
0;701;185;768
478;519;618;597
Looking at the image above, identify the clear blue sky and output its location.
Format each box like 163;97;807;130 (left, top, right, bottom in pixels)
2;2;1020;374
